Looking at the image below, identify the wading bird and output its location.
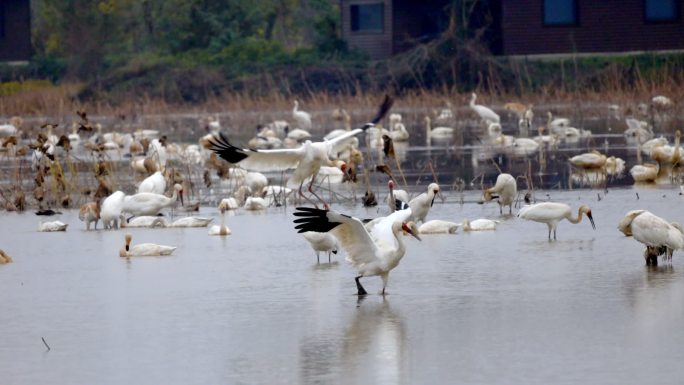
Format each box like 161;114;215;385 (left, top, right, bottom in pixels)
418;220;459;234
482;173;517;215
408;183;440;223
618;210;684;266
119;233;176;257
302;231;339;264
294;206;420;296
518;202;595;240
209;95;393;208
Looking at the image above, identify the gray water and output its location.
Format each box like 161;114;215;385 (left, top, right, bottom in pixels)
2;186;684;384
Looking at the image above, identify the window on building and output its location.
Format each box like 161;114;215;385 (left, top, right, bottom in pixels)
645;0;678;22
350;3;384;32
0;4;5;39
543;0;578;26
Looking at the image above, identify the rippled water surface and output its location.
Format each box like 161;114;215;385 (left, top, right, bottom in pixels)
2;186;684;385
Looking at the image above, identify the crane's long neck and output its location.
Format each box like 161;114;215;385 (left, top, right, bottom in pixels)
391;223;407;260
470;94;476;107
567;208;585;224
220;210;226;229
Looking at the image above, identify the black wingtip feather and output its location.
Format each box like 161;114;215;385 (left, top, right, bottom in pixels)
361;94;394;131
293;207;341;233
395;199;409;211
207;132;249;164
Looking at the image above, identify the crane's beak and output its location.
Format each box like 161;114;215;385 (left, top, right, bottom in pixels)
179;190;184;206
402;222;421;241
588;211;596;230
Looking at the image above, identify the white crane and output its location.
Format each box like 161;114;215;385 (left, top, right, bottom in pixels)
518;202;595;240
408;183;440;223
618;210;684;266
119;233;176;257
122;183;183;217
469;93;500;124
209;95;393;208
294;206;420;295
386;180;409;212
482;173;517;215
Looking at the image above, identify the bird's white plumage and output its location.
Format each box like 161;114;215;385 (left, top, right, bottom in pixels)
470;93;500;123
419;220;459;234
138;171;166;194
170;217;213;228
38;221;68;232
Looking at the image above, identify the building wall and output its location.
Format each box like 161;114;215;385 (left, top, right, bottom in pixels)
502;0;684;55
340;0;393;59
0;0;32;61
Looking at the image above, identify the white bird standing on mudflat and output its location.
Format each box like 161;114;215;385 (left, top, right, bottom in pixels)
518;202;595;240
482;173;517;215
469;93;500;124
408;183;440;223
294;206;421;296
137;171;166;194
122;183;183;217
618;210;684;266
209;95;393;208
302;231;339;263
119;233;176;257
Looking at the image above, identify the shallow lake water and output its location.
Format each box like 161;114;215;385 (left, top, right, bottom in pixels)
2;185;684;384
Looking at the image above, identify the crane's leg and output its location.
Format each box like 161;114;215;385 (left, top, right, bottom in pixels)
553;227;557;240
547;224;552;241
380;274;389;296
355;275;367;296
499;204;503;215
307;172;329;210
316;251;320;264
298;181;319;209
327;251;331;264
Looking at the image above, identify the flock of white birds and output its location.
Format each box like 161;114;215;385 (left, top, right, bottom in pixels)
0;93;682;295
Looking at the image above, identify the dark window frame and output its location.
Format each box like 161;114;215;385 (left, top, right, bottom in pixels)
644;0;680;23
350;3;385;34
542;0;579;27
0;3;5;39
